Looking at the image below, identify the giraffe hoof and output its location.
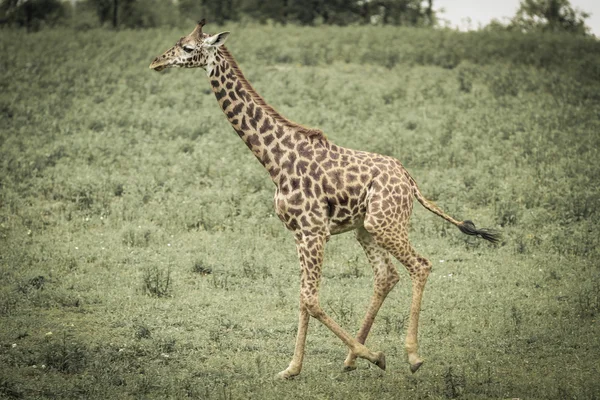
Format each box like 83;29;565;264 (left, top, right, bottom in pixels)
374;352;386;371
276;370;298;380
343;364;357;372
410;361;423;374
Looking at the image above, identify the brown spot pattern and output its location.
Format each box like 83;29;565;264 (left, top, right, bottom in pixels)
150;24;497;379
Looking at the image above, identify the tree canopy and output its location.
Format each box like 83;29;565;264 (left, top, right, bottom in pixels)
487;0;592;36
1;0;437;30
512;0;590;34
0;0;593;35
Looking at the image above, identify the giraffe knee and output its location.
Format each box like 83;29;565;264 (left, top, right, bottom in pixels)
306;304;325;319
389;267;400;287
418;256;432;276
377;269;399;295
301;296;324;319
388;275;400;293
410;256;431;282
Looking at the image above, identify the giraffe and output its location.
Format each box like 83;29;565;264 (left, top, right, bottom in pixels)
149;20;500;379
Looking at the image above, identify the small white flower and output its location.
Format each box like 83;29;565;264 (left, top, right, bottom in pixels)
12;343;16;348
161;353;170;358
439;260;445;263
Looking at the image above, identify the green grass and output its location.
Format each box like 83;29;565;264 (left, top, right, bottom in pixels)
1;25;599;399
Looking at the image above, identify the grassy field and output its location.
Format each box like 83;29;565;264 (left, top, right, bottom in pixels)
1;24;599;399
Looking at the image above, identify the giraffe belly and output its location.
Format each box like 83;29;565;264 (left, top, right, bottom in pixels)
325;186;369;235
329;217;365;235
327;197;367;235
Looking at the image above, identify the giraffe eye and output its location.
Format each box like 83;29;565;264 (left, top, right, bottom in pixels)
183;45;194;53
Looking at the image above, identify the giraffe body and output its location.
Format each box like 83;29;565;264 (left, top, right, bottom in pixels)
149;21;500;379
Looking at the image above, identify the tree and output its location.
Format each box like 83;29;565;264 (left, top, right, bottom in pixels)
240;0;288;24
0;0;68;31
179;0;239;25
510;0;591;35
86;0;114;27
84;0;177;29
358;0;435;26
237;0;436;26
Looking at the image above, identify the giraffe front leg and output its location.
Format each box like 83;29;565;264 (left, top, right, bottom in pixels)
297;232;386;371
277;300;309;379
305;292;387;371
342;291;387;371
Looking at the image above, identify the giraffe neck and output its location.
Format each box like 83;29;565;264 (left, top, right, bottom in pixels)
206;46;325;183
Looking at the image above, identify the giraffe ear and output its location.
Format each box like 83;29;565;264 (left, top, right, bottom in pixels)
204;32;230;47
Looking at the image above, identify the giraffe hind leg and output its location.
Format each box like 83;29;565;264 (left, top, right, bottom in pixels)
363;188;431;373
372;233;431;373
343;226;399;371
403;250;431;373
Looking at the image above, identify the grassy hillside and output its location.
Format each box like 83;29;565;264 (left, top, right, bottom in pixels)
1;25;599;399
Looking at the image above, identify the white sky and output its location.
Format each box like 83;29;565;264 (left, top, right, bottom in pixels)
434;0;600;37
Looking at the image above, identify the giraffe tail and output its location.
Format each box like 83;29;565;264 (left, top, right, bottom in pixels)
410;177;501;244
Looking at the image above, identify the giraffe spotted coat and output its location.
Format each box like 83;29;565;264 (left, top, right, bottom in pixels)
149;21;500;379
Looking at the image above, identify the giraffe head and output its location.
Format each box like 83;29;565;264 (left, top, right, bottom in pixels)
149;19;230;72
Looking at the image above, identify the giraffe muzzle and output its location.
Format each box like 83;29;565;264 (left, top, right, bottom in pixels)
149;57;168;72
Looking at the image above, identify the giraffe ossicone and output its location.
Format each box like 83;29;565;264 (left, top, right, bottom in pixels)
149;21;500;379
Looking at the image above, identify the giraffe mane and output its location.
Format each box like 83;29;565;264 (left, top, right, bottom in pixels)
218;46;326;140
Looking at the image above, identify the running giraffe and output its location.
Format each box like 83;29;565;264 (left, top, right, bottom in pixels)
149;20;500;379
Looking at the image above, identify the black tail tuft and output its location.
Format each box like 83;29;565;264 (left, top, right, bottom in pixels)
458;220;501;244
